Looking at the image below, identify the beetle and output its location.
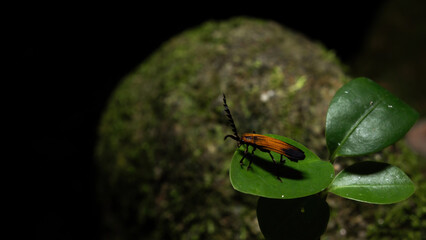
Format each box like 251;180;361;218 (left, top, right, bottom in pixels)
223;93;305;180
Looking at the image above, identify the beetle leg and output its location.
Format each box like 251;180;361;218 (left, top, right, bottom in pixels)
239;145;249;167
268;152;277;164
247;147;256;170
280;154;285;164
268;152;282;182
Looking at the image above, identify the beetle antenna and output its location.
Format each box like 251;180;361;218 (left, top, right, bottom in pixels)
223;93;239;139
224;134;238;141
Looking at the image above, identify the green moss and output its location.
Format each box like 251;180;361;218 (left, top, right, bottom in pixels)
269;66;285;89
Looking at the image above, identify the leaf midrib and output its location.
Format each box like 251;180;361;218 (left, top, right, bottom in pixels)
331;99;382;160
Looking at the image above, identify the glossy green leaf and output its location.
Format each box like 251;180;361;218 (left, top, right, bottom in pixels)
257;195;330;240
326;77;418;159
329;161;415;204
229;134;334;199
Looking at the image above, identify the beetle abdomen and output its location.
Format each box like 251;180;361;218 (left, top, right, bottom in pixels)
282;148;305;162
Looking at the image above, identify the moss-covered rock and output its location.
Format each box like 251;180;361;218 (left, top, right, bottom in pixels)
95;17;347;239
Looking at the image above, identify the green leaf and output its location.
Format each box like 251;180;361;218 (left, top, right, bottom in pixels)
326;77;419;159
257;195;330;240
329;161;415;204
229;134;334;199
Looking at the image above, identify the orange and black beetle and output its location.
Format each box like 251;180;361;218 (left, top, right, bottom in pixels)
223;94;305;178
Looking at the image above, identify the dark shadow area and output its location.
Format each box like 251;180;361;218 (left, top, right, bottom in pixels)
344;161;389;175
257;195;330;240
239;150;305;180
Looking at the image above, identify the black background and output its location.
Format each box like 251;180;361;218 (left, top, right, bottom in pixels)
19;3;385;239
